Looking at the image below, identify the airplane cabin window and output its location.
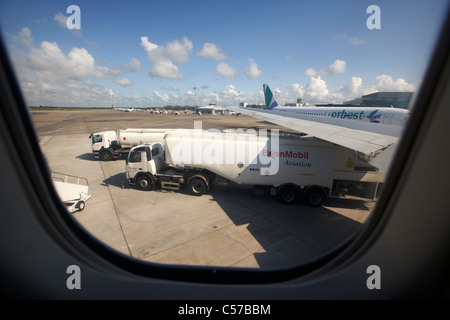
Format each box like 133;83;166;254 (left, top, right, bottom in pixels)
1;0;449;284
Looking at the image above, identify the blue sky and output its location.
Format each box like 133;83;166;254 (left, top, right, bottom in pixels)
1;0;448;107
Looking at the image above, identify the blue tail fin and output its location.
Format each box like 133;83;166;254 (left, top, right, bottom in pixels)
263;84;280;110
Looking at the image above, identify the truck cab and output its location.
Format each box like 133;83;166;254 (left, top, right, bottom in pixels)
90;131;117;152
126;143;164;180
90;131;121;160
126;143;212;195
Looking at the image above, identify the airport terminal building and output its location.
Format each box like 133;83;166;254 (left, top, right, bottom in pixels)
360;92;413;109
344;92;413;109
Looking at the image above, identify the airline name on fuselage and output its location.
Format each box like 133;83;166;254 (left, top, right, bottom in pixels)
329;110;366;120
289;109;382;120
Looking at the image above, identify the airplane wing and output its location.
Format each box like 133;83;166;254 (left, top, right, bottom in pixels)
228;106;404;157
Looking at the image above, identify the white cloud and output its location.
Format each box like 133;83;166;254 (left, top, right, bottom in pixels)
304;76;329;102
165;37;193;64
218;84;244;104
197;43;227;60
12;27;33;48
289;83;305;98
53;12;67;28
305;68;317;77
307;60;346;78
216;62;236;79
150;59;183;80
156;84;256;107
140;36;158;53
347;76;363;93
140;36;192;64
107;58;141;78
328;59;347;74
162;86;180;91
140;36;192;80
339;76;371;99
244;59;262;79
126;57;141;71
9;28;418;108
373;74;416;91
8;30;140;107
26;41;106;81
153;90;169;101
114;77;133;87
108;66;123;77
272;74;416;105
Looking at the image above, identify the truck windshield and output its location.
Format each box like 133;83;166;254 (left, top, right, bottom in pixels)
128;151;141;163
129;146;151;163
92;135;102;144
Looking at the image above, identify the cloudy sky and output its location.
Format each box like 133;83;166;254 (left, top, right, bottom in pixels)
1;0;448;108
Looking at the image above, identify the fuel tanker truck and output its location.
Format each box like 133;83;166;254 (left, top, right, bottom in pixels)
89;128;172;161
125;128;385;206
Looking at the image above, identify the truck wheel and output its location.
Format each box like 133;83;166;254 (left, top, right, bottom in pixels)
76;200;85;211
100;150;112;161
306;187;327;207
137;175;153;191
277;185;299;205
188;178;206;196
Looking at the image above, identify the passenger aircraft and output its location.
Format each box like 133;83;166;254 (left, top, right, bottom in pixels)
1;10;450;301
113;105;135;112
262;84;409;126
230;85;409;161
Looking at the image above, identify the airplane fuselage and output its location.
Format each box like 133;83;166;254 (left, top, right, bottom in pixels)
272;106;409;126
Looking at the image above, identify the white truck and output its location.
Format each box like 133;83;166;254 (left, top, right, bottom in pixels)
125;129;385;206
89;128;171;161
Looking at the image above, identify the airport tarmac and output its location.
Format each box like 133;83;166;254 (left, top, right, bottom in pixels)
31;109;375;269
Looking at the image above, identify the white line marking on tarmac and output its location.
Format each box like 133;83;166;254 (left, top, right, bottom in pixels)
40;136;52;144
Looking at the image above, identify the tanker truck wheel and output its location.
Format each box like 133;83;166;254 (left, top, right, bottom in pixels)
100;150;112;161
137;175;153;191
305;187;327;207
187;178;206;196
277;185;299;205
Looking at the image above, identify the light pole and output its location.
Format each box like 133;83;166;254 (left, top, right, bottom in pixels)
193;86;197;113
